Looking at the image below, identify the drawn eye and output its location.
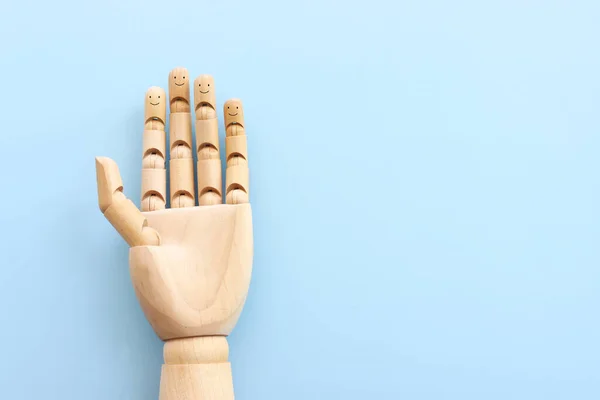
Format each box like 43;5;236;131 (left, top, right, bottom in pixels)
174;76;176;79
158;96;161;98
183;76;186;79
208;84;210;87
149;96;152;98
227;106;230;109
236;106;238;109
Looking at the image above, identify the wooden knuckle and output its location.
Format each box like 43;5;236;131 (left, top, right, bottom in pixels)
225;135;247;161
142;129;166;160
226;165;249;195
169;158;195;200
104;198;159;247
197;159;223;196
195;119;220;152
141;169;167;203
169;113;192;149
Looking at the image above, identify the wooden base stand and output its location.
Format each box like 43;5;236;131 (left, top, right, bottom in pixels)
160;336;234;400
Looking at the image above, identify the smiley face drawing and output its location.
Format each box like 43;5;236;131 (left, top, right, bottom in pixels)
169;67;190;105
224;98;244;127
144;86;167;124
194;74;216;109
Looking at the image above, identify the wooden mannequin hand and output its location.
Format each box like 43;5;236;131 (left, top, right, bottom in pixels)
95;68;253;342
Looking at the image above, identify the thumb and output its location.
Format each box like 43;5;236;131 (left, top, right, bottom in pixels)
96;157;160;247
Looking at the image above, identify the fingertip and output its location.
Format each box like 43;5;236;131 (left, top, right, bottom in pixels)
95;156;115;169
145;86;167;123
193;74;216;110
146;85;166;95
95;156;123;212
224;98;245;127
169;67;190;103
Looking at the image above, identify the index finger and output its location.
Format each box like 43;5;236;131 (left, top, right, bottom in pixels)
141;86;167;211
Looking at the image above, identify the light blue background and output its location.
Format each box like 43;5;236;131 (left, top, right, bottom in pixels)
0;0;598;399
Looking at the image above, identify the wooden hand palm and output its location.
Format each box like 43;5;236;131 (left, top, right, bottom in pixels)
130;204;252;340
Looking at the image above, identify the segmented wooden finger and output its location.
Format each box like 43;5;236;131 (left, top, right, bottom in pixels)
96;157;160;247
142;86;167;211
194;74;222;205
169;68;195;208
224;99;249;204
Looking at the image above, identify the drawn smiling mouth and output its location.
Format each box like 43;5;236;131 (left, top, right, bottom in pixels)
228;113;238;116
150;102;160;106
199;90;210;94
175;83;184;86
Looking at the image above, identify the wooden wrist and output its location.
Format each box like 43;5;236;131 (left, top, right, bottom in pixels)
159;336;234;400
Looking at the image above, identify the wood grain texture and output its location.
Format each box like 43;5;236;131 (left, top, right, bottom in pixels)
164;337;229;365
130;204;253;340
159;364;234;400
160;337;234;400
